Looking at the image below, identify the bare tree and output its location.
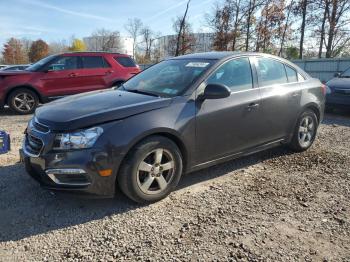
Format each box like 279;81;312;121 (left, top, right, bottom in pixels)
124;18;143;58
140;27;155;62
171;17;196;56
243;0;266;51
87;29;122;52
175;0;191;56
48;40;69;55
318;0;330;58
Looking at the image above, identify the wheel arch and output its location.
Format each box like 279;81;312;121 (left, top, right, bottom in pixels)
302;102;321;123
116;129;190;180
5;85;44;105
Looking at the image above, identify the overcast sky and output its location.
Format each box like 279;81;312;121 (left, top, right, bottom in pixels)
0;0;216;46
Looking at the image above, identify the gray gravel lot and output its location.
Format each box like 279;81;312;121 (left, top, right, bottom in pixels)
0;108;349;261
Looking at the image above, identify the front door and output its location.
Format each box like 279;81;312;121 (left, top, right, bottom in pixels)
40;55;83;97
195;57;263;164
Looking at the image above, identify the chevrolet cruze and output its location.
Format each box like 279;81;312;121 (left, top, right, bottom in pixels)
22;52;325;203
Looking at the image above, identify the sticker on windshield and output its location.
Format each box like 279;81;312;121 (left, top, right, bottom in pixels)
185;62;210;68
163;88;177;95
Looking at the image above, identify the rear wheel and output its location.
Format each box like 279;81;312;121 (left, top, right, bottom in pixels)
8;88;39;114
289;109;318;152
117;136;183;203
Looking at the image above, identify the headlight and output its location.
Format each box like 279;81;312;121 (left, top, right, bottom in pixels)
54;127;103;150
326;85;332;95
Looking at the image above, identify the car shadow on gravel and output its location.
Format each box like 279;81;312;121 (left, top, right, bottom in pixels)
0;146;293;242
323;110;350;127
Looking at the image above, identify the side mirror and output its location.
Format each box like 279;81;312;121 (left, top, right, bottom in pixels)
200;84;231;100
334;72;341;77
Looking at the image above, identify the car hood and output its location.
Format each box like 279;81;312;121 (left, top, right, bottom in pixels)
0;70;33;76
326;77;350;89
35;89;172;131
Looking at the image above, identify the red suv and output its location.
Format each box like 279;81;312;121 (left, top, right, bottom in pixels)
0;52;140;114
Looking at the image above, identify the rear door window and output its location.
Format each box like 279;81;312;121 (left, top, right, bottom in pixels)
115;56;137;67
285;65;298;83
256;57;288;87
81;56;108;69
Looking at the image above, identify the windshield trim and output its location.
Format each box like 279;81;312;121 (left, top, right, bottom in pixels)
26;55;58;72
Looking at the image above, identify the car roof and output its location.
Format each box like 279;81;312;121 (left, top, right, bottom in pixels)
169;51;271;60
62;52;129;57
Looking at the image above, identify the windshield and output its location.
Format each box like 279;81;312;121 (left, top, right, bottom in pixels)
26;55;57;72
123;59;215;97
341;67;350;78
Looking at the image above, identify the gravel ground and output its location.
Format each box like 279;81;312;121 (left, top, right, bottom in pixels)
0;108;349;261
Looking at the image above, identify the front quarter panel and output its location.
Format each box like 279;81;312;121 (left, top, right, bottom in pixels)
96;96;195;176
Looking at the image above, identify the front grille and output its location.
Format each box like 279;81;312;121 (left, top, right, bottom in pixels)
33;120;50;133
25;134;44;156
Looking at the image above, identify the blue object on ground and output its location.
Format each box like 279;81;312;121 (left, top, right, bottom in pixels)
0;131;10;154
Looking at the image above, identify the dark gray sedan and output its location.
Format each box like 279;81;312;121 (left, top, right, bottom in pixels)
326;67;350;108
22;52;325;203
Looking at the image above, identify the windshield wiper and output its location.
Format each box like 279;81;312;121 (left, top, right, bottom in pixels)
125;88;160;97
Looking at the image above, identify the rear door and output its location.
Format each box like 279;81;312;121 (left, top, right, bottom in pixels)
75;55;113;92
253;56;302;142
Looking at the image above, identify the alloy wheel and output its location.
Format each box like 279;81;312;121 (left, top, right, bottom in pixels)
13;93;36;113
136;148;176;195
298;115;315;148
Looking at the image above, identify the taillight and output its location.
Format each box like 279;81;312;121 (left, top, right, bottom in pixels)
321;84;327;96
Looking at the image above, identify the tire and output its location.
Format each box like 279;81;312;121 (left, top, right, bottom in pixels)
8;88;39;115
289;109;318;152
117;136;183;204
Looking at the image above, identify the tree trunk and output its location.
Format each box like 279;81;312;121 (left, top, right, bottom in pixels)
279;0;294;57
325;0;338;58
245;0;253;51
318;0;329;58
299;0;307;59
175;0;191;57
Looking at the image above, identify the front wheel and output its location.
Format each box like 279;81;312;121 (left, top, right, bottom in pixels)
117;136;183;204
8;88;39;114
289;109;318;152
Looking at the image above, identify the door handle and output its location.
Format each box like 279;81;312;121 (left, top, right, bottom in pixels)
246;103;259;111
69;73;77;77
105;70;114;75
291;92;300;97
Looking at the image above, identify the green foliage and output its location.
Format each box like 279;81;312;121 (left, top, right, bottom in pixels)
286;46;299;59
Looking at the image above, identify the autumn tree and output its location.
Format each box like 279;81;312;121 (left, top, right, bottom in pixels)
125;18;143;58
2;38;27;64
28;39;49;62
69;39;86;52
206;2;234;51
256;0;286;54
